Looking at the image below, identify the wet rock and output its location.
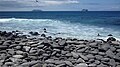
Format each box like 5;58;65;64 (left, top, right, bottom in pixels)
41;34;46;37
107;37;116;42
108;34;113;36
75;63;88;67
29;32;39;36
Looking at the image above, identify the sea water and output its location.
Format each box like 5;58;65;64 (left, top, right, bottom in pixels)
0;11;120;40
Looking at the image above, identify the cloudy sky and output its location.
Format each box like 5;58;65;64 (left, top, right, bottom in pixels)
0;0;120;11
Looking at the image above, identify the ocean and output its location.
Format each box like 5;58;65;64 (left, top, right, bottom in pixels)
0;11;120;40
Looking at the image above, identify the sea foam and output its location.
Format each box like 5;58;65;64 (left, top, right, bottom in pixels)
0;18;120;40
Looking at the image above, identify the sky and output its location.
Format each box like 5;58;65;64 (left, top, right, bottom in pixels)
0;0;120;11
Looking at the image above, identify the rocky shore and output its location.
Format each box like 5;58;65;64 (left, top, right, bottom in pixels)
0;31;120;67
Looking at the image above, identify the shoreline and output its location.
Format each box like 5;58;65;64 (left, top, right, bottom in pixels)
0;31;120;67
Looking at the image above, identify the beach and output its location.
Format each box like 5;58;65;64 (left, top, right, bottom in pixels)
0;31;120;67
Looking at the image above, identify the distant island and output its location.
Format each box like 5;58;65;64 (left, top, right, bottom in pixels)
32;9;42;12
81;9;88;12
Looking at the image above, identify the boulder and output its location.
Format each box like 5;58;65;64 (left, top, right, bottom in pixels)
107;37;116;42
29;32;39;36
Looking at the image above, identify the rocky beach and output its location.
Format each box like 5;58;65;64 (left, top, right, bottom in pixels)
0;31;120;67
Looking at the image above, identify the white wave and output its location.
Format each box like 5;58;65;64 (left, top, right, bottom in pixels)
0;18;120;40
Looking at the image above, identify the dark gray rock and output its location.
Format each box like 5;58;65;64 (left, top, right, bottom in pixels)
77;48;86;53
76;58;85;63
71;52;79;59
58;40;66;46
108;34;113;36
32;63;43;67
14;45;22;50
4;62;14;66
65;53;72;57
21;61;39;67
0;45;8;49
110;46;116;51
108;59;116;67
107;37;116;42
89;59;95;63
86;54;95;59
95;55;103;60
98;52;105;56
94;60;100;65
56;64;66;67
88;63;97;67
116;65;120;67
64;61;73;67
29;31;39;36
101;58;110;62
100;44;110;51
89;42;97;47
78;53;88;61
97;63;107;67
45;59;55;64
75;63;88;67
41;34;46;37
75;45;86;48
37;45;44;48
106;49;115;58
2;41;11;46
13;55;24;59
